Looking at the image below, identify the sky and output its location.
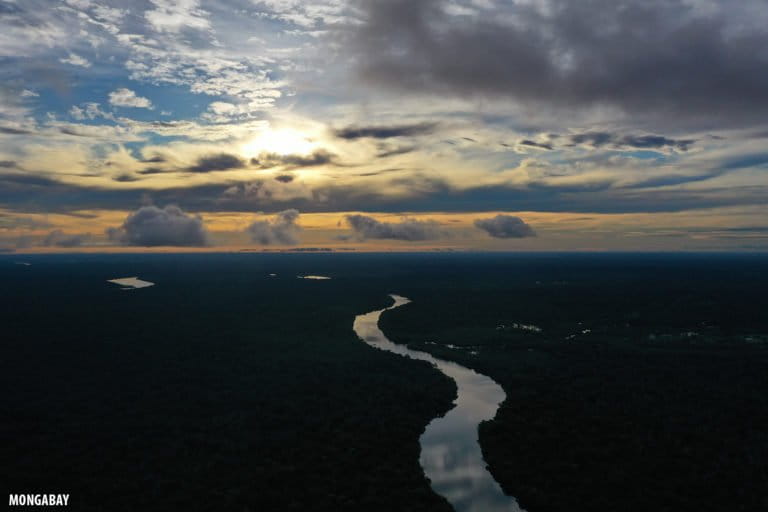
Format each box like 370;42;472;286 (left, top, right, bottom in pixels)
1;0;767;252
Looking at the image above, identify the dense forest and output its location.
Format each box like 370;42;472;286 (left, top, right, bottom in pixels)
4;252;767;511
1;254;455;511
379;252;768;512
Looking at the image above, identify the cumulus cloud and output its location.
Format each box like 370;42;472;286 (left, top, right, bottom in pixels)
246;209;301;245
59;52;91;68
108;205;208;246
108;88;153;109
69;102;113;121
42;229;89;247
334;122;438;140
349;0;768;125
474;215;536;239
345;214;444;241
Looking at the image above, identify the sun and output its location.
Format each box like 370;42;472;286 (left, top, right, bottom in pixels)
241;128;315;156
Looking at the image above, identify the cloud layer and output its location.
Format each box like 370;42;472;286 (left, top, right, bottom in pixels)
1;0;767;252
350;0;768;125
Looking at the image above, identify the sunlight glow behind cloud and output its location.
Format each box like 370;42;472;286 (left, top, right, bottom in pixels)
0;0;767;252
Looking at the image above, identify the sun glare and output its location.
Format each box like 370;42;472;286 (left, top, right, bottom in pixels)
242;129;315;156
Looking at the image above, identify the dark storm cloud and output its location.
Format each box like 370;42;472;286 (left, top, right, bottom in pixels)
350;0;768;125
334;122;438;140
42;229;89;247
274;174;294;183
246;209;301;245
345;214;444;241
107;205;208;246
251;149;336;169
0;160;17;168
188;153;246;173
474;215;536;239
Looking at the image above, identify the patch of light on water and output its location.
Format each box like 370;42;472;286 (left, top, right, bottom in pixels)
353;296;525;512
107;277;155;289
297;275;331;280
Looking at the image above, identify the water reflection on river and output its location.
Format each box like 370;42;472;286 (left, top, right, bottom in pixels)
353;295;524;512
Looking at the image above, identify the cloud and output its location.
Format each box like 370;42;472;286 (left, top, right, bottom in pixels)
345;214;444;241
59;52;91;68
0;212;51;230
42;229;89;247
519;140;553;151
348;0;768;125
145;0;211;33
568;132;695;151
113;173;141;182
376;145;416;158
69;102;113;121
188;153;245;173
246;209;301;245
334;122;438;140
0;126;32;135
474;215;536;239
108;88;153;109
140;155;166;163
108;205;208;246
250;149;336;169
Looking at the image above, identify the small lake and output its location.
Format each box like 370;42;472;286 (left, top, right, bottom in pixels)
107;277;155;289
353;295;524;512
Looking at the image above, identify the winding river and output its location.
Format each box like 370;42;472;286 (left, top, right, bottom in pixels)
353;295;524;512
